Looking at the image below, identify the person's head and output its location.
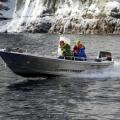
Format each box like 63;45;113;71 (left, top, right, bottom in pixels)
60;40;65;47
76;40;81;46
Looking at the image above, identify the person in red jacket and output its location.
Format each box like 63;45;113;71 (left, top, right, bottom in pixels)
73;40;87;60
73;40;83;56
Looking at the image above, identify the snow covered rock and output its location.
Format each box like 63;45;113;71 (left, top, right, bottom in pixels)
0;0;119;34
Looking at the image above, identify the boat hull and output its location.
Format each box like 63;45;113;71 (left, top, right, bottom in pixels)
0;51;114;77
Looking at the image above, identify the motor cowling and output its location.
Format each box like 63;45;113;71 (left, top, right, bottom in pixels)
99;51;112;61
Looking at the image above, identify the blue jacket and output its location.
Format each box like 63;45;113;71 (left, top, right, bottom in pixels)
74;47;87;60
78;47;87;58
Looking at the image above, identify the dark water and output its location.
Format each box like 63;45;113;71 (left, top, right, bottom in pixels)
0;33;120;120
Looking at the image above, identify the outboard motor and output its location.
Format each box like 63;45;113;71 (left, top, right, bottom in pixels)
95;51;112;62
99;51;112;61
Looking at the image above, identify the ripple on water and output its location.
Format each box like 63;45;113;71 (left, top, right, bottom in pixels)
0;34;120;119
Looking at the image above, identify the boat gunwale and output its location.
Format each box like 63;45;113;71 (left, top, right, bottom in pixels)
0;50;114;65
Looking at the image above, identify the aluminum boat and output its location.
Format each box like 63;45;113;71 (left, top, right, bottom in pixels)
0;49;114;77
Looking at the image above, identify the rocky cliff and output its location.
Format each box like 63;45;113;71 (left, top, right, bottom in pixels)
1;0;120;34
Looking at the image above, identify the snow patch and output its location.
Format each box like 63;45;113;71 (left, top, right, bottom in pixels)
104;1;120;15
88;4;101;17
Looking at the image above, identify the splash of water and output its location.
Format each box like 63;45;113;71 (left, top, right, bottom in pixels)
73;60;120;79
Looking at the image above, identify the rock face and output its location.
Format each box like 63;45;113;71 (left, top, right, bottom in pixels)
0;0;15;20
3;0;120;34
0;0;9;19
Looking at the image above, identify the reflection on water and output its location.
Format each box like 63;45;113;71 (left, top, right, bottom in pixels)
0;33;120;119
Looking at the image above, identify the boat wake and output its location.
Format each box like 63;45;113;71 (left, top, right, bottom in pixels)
71;60;120;79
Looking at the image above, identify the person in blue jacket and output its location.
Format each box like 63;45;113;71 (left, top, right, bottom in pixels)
73;41;87;61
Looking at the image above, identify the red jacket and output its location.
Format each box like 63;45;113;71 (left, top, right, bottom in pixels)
73;44;83;54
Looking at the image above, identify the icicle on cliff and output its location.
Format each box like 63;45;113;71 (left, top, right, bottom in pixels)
6;0;120;34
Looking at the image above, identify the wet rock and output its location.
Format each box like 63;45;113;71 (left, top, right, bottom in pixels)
111;12;120;18
26;21;52;33
0;17;9;20
4;0;120;34
0;3;9;10
0;0;8;2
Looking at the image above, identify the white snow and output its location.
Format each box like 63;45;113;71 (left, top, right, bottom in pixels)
0;0;120;33
55;4;71;17
88;4;101;17
104;1;120;15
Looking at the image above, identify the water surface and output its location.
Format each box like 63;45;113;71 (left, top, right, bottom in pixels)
0;33;120;120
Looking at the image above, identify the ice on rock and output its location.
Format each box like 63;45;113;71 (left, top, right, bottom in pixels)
104;1;120;15
0;0;119;34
